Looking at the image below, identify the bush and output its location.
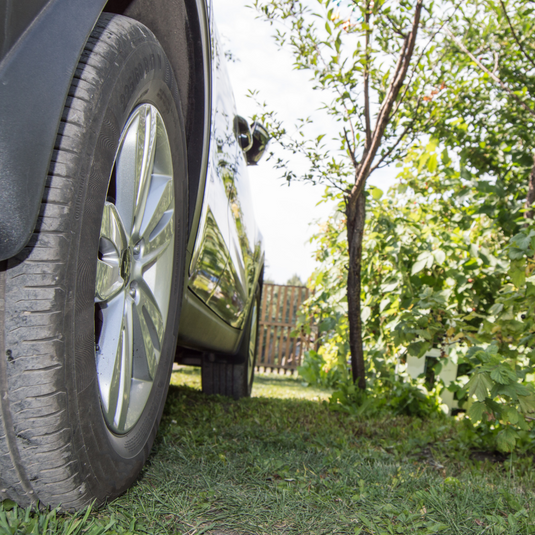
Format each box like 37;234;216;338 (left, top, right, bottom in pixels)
298;143;535;452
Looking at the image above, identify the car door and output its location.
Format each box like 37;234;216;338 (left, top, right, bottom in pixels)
188;24;259;328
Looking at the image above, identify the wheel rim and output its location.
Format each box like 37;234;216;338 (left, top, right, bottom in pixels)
247;302;258;389
94;104;175;434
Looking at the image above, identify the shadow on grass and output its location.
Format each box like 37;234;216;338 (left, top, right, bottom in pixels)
106;383;534;534
171;366;333;401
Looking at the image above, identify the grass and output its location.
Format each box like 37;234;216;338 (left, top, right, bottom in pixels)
2;369;535;534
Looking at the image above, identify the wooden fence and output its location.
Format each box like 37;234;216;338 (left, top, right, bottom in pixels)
256;283;315;373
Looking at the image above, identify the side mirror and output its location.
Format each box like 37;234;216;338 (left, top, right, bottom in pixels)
246;122;270;166
234;115;253;152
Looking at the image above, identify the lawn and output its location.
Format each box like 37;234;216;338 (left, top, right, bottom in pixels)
1;369;535;534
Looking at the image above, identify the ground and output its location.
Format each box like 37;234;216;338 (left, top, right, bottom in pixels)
1;369;534;534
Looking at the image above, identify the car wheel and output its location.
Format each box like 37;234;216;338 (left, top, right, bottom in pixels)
0;13;187;509
202;289;260;399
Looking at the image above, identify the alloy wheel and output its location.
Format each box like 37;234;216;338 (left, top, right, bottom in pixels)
94;104;175;434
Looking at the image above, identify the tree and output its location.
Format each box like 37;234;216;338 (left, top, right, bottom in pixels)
424;0;535;228
295;0;535;450
253;0;440;387
286;273;305;286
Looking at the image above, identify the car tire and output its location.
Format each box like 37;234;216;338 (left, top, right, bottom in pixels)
0;13;187;509
202;288;260;400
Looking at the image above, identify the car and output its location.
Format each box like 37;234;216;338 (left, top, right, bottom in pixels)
0;0;268;511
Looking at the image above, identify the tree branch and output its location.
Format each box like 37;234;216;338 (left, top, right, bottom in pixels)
364;0;372;150
344;128;359;168
385;14;408;39
525;153;535;221
391;9;458;119
369;97;423;174
445;26;535;119
499;0;535;71
348;0;424;209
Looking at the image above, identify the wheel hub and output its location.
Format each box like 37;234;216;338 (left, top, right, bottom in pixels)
120;249;132;283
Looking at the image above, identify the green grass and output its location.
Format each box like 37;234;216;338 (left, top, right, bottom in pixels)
2;370;535;534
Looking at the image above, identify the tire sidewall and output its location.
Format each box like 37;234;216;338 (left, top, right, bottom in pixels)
65;24;186;500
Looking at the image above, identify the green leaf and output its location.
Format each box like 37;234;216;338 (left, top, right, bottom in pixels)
468;372;492;401
335;36;341;53
371;187;383;200
514;233;531;250
325;21;332;35
408;341;431;358
518;393;535;414
411;259;427;275
427;153;438;172
502;407;520;424
379;298;390;312
497;428;517;452
433;249;446;265
361;305;371;323
490;366;517;385
467;401;485;421
488;303;504;315
509;247;525;260
510;266;526;287
1;499;16;511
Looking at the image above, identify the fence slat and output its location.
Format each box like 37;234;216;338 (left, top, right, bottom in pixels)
277;286;289;366
257;283;315;373
282;286;296;368
263;284;276;366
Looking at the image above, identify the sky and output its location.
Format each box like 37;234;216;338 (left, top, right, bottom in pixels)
214;0;397;284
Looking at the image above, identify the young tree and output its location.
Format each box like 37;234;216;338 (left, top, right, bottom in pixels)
253;0;440;387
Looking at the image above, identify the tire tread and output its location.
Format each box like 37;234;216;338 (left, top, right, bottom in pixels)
0;13;166;509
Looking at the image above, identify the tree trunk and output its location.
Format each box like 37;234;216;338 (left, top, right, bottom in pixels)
525;153;535;221
346;190;366;389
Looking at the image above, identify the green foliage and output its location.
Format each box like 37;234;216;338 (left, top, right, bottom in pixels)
299;137;535;451
329;375;444;419
253;0;535;452
251;0;441;189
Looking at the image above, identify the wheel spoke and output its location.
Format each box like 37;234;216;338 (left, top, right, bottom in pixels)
100;202;128;254
97;295;134;432
139;177;175;265
134;280;164;379
141;176;174;242
96;293;126;420
132;106;158;241
95;259;123;302
114;298;134;431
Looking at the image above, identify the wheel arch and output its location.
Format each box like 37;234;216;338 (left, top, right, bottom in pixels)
104;0;211;235
0;0;210;262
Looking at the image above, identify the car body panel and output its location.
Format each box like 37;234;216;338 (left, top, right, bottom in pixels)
0;0;49;62
0;0;263;356
187;25;263;331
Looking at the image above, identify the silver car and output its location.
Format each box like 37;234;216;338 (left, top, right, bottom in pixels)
0;0;267;510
